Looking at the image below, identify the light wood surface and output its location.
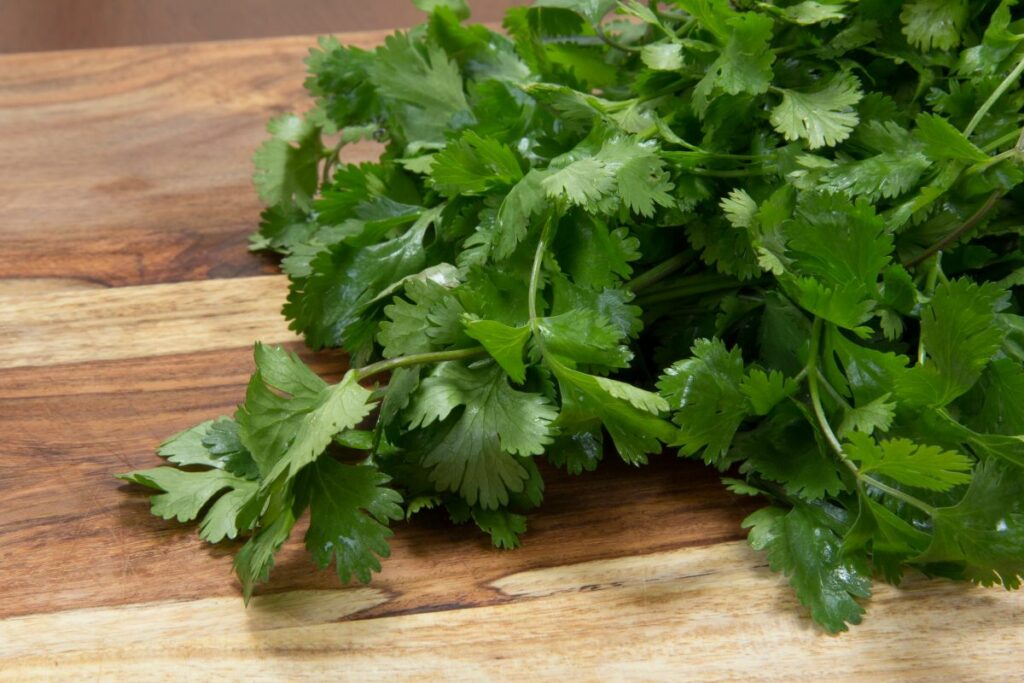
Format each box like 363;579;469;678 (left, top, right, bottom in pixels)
1;26;1021;682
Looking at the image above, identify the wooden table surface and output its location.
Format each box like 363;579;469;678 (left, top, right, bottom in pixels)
1;30;1021;681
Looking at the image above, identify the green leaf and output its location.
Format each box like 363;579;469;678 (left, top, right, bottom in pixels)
369;33;470;146
470;507;528;549
736;404;845;500
284;207;441;356
494;170;549;259
406;362;558;508
659;338;748;464
378;277;464;358
900;0;968;52
845;432;973;492
233;482;298;602
237;345;375;483
770;74;863;149
554;360;674;465
117;467;253;526
413;0;470;20
777;1;847;25
533;0;617;24
693;12;776;112
463;318;532;382
430;131;523;196
538;308;633;370
837;394;896;437
914;113;989;163
844;494;930;584
740;368;798;415
959;358;1024;435
920;459;1024;589
641;43;684;71
304;459;404;584
898;279;1007;406
744;505;872;633
252;114;322;210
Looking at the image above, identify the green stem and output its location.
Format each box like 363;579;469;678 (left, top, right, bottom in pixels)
904;191;1002;268
981;127;1023;152
528;215;553;326
633;275;741;306
594;23;641;53
688;166;767;178
963;51;1024;138
806;318;939;517
626;252;693;292
917;254;942;365
355;347;488;381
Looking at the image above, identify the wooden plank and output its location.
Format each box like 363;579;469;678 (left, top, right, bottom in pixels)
0;35;383;290
0;344;751;621
0;0;521;54
0;275;297;369
2;541;1021;680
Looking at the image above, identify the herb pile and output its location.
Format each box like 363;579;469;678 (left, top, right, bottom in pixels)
119;0;1024;632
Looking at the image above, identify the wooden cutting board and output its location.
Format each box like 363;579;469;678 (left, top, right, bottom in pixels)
0;30;1020;681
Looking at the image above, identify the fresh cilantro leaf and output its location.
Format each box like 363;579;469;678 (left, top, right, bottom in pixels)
430;130;523;196
770;74;863;149
406;362;557;508
237;344;375;483
920;459;1024;589
740;368;797;415
900;0;968;52
744;505;872;633
898;279;1007;406
844;432;973;492
304;458;404;583
253;114;323;210
463;318;532;382
659;338;748;464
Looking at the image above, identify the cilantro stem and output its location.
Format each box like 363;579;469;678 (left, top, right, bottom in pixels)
806;318;939;517
963;52;1024;139
633;274;741;306
626;252;694;292
594;23;641;53
528;215;553;326
917;254;942;365
688;166;767;178
981;127;1023;152
904;191;1002;268
355;347;488;381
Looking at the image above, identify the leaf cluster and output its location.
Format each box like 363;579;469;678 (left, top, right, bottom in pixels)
121;0;1024;630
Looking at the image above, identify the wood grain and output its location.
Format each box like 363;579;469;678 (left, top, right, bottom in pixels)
0;0;523;54
0;275;295;369
2;542;1020;681
0;36;381;290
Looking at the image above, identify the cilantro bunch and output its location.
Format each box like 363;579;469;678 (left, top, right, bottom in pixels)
119;0;1024;632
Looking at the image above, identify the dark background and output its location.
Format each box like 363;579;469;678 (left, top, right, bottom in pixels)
0;0;524;54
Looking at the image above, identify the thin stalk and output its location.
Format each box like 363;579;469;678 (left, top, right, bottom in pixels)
687;166;767;178
904;191;1002;268
594;23;641;53
963;52;1024;138
806;318;939;516
981;127;1023;152
918;254;942;365
528;215;553;325
633;276;741;306
355;347;488;381
815;368;851;411
626;252;693;292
